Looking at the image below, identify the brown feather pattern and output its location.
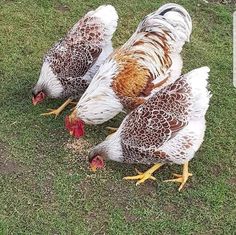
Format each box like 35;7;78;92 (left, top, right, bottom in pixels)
45;15;106;98
120;76;192;164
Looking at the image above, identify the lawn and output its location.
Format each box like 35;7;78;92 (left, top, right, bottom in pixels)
0;0;235;234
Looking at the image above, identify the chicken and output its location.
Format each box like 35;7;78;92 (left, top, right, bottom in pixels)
88;67;211;191
32;5;118;117
65;3;192;137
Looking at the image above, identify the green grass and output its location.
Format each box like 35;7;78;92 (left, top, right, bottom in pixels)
0;0;235;234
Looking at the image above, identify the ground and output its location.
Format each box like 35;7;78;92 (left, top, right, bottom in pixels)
0;0;235;234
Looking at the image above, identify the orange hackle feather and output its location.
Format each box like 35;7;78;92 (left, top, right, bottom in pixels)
111;51;155;109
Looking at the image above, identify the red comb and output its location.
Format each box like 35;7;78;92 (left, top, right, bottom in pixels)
32;91;46;105
65;115;85;138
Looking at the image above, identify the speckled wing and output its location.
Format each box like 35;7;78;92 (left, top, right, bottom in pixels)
45;15;105;80
120;76;192;163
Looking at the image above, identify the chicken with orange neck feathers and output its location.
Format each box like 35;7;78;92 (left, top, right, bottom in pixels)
88;67;211;191
65;3;192;138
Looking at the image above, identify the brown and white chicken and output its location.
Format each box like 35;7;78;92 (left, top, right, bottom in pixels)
88;67;211;191
66;3;192;137
32;5;118;117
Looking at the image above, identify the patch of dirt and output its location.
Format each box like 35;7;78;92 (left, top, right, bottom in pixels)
136;181;157;197
66;138;92;155
42;173;55;203
210;164;222;176
65;138;93;172
85;211;108;234
77;173;141;221
0;140;25;174
0;156;22;174
124;210;140;223
75;176;95;199
162;203;179;214
54;3;70;13
228;177;236;186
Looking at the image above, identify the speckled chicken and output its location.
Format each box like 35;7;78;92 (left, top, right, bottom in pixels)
66;3;192;137
88;67;211;191
32;5;118;117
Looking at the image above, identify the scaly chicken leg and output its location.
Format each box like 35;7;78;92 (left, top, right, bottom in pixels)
164;162;192;191
106;127;118;133
41;98;76;118
123;163;164;185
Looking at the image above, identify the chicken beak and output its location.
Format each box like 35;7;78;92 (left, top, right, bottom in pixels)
32;97;37;106
32;91;46;105
69;131;74;136
90;164;97;172
70;109;77;121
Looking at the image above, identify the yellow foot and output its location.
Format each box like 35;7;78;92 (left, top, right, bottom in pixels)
123;163;163;185
69;101;77;105
41;108;62;118
70;106;76;111
123;169;156;185
41;98;74;118
106;126;118;133
164;162;192;191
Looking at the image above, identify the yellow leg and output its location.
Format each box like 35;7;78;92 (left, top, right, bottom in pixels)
123;163;164;185
67;109;78;136
68;108;77;121
106;127;118;133
164;162;193;191
41;98;74;118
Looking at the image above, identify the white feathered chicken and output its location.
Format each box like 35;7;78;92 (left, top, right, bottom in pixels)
88;67;211;191
65;3;192;137
32;5;118;117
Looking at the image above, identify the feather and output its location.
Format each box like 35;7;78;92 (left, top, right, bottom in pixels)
73;4;192;126
32;5;118;100
89;67;211;166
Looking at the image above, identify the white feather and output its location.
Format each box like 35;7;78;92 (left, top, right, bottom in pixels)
186;66;211;119
150;52;183;96
120;3;192;94
87;5;118;42
76;59;123;124
159;119;206;164
82;43;113;82
91;128;124;163
159;66;211;164
105;130;124;162
155;3;192;44
36;61;63;98
75;4;192;125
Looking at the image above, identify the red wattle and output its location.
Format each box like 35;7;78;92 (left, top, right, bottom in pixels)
65;116;85;138
92;157;104;169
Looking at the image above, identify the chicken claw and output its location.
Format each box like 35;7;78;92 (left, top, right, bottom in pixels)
106;127;118;133
164;162;192;191
41;98;74;118
41;108;61;118
123;163;163;185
